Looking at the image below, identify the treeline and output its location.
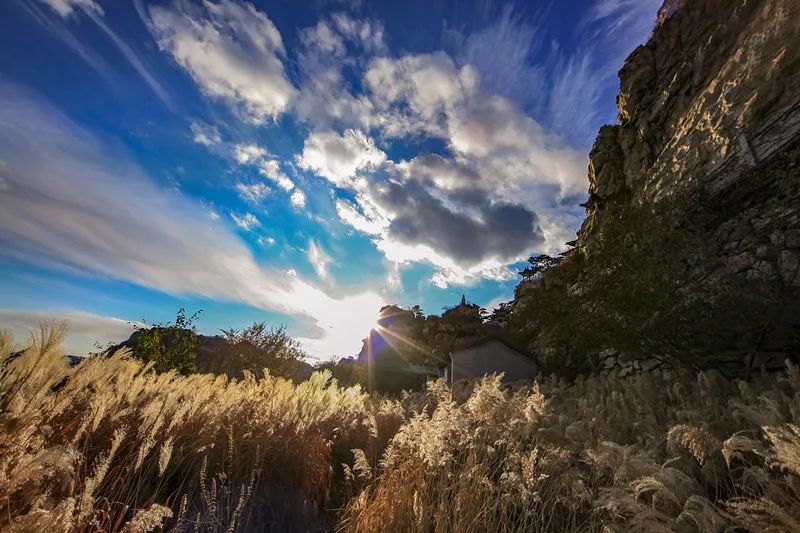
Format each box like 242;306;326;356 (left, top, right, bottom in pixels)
102;309;311;381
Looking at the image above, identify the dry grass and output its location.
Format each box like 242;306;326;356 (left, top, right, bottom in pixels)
342;368;800;532
2;323;799;531
0;323;403;531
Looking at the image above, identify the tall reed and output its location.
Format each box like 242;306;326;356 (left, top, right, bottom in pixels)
0;324;402;531
3;323;799;532
343;368;800;531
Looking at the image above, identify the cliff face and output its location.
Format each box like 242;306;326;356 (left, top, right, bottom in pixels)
598;0;800;203
607;0;800;279
513;0;800;375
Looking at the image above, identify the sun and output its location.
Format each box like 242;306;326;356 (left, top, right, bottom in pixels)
294;289;386;359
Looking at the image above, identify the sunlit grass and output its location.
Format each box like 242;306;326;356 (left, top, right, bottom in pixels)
0;323;403;531
1;323;799;531
343;369;800;532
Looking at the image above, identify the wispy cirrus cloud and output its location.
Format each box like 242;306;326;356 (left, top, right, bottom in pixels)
0;82;381;358
447;1;660;148
17;0;113;81
234;143;268;165
230;212;261;231
259;160;295;192
235;182;270;204
307;239;332;281
232;146;303;209
36;0;101;18
190;121;222;146
31;0;175;110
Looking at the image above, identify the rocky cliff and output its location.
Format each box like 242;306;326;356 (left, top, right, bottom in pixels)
512;0;800;376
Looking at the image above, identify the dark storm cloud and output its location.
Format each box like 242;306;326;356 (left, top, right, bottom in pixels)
366;176;544;266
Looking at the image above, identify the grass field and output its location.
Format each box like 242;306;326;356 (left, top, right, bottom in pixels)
2;324;799;531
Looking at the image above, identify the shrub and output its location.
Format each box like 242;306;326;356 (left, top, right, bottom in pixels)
216;323;308;380
128;308;201;375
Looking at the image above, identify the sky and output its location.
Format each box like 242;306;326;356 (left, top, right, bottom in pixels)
0;0;661;359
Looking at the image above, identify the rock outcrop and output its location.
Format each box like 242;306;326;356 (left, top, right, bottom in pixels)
620;0;798;276
512;0;800;375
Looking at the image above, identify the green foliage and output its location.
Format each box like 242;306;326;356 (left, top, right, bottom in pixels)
314;358;369;388
514;192;800;375
217;322;308;379
354;301;499;393
131;308;200;375
518;254;562;279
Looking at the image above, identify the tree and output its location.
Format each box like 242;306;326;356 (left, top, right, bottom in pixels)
488;302;513;327
314;357;368;388
519;254;562;280
218;323;308;379
130;308;201;375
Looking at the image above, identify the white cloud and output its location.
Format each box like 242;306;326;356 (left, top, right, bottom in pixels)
230;212;260;231
363;51;587;198
307;239;332;281
191;121;222;146
259;160;295;191
335;199;385;235
234;143;268;165
365;52;467;128
297;129;386;185
300;20;346;57
293;15;382;131
235;182;270;203
288;46;589;286
331;170;542;288
238;156;302;209
290;189;306;208
385;261;401;289
430;265;517;289
0;308;138;356
147;0;295;123
329;13;386;53
375;237;518;289
38;0;103;18
32;0;174;110
257;235;276;247
452;6;545;114
0;83;381;358
447;95;588;197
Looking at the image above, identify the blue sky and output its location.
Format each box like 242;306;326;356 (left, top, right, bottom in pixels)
0;0;660;359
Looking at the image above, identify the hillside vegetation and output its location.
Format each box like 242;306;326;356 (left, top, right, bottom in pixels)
2;325;800;531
